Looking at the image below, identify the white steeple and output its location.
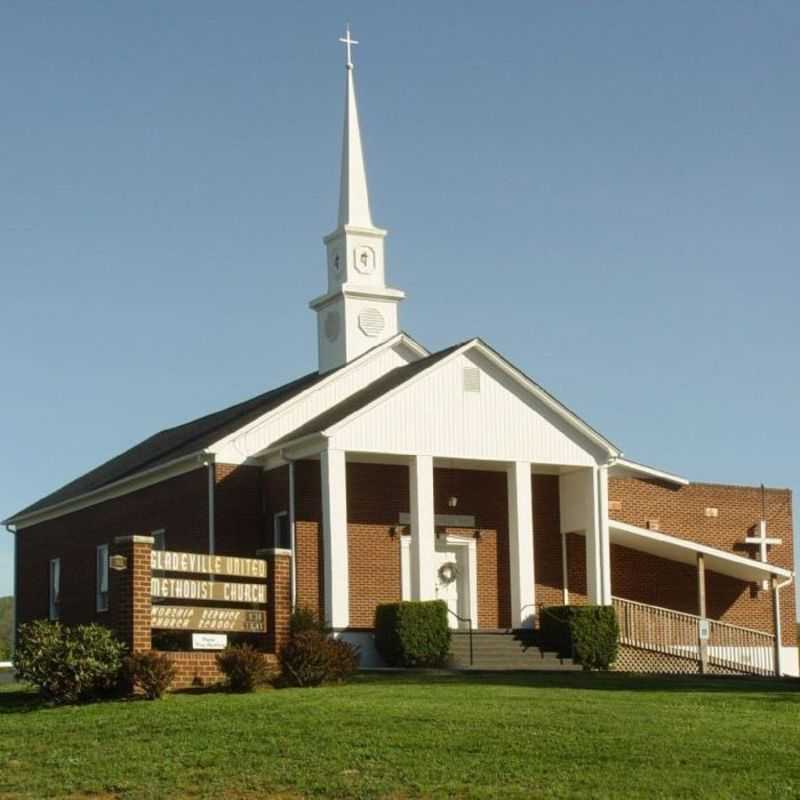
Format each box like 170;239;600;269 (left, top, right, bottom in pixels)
337;27;372;229
310;25;405;373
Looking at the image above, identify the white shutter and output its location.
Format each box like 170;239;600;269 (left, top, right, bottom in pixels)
49;558;60;620
96;545;109;612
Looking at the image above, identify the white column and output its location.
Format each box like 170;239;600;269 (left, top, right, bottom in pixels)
409;455;436;601
560;466;611;606
508;462;536;628
320;448;349;629
597;465;612;605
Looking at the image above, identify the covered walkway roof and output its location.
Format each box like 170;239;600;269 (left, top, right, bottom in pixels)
607;520;792;582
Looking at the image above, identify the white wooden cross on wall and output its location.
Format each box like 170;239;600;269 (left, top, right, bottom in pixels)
745;517;782;591
339;24;359;69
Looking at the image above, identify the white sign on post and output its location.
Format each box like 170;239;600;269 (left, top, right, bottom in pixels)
192;633;228;651
698;619;711;641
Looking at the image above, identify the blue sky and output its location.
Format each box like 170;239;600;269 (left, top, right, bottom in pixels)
1;2;798;603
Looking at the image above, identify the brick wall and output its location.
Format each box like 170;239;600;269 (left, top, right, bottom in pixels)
16;467;210;628
346;463;405;628
609;478;796;645
215;463;265;556
294;460;324;620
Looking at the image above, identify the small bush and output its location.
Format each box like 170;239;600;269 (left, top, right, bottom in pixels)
14;620;126;704
289;606;327;637
125;651;176;699
326;637;360;683
279;631;360;687
216;644;272;692
540;605;619;670
374;601;451;668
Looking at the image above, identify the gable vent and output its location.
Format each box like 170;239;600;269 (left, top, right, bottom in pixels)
463;367;481;393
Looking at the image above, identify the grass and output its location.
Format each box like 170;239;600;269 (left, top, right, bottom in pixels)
0;672;798;799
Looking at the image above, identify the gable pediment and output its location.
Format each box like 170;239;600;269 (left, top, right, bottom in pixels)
322;343;615;467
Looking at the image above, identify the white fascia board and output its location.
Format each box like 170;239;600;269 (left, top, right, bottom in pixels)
610;457;689;486
260;433;328;466
6;451;211;530
207;333;428;458
321;339;620;458
607;519;793;581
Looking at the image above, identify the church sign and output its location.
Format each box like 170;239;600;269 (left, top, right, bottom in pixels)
149;550;269;635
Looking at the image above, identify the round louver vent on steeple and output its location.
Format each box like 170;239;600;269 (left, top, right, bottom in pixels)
358;307;385;337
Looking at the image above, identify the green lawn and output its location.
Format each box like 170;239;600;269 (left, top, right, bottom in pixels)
1;672;798;799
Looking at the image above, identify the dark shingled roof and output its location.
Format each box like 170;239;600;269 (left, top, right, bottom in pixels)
272;342;467;446
11;369;328;520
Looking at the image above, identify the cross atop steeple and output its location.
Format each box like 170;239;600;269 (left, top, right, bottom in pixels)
339;24;358;69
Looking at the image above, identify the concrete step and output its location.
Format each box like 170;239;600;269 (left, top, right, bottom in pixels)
447;631;579;671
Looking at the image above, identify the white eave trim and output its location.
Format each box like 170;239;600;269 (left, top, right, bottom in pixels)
609;457;689;487
207;332;428;456
5;451;212;530
607;519;793;582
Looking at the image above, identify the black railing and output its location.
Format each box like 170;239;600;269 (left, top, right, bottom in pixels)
447;608;474;666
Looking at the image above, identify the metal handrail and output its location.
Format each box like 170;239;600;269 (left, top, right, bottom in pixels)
446;608;474;666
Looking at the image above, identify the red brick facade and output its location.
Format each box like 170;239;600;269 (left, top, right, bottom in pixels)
609;478;796;646
16;467;211;628
14;456;796;664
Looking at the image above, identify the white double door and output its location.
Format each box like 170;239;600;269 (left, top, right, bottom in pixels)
433;542;469;630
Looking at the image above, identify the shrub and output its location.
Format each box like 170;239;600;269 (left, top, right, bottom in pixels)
540;605;619;670
374;601;451;668
326;637;360;682
216;644;272;692
14;620;126;704
289;606;327;637
125;651;176;699
279;630;360;687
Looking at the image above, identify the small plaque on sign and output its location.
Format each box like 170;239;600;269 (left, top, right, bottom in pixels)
698;619;711;641
192;633;228;651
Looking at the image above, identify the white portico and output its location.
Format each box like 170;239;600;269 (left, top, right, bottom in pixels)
264;337;622;636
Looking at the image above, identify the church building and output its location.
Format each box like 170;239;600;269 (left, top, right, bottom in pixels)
5;30;796;679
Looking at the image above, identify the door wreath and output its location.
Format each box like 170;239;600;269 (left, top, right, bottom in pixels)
438;561;458;585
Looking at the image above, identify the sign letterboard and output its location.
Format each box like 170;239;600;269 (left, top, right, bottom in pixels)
152;605;267;633
151;550;267;579
151;577;266;604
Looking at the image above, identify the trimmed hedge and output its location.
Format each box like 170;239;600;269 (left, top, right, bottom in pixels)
374;601;451;667
540;605;619;670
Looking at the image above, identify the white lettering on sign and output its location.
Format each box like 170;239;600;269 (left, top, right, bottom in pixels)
150;578;266;604
150;550;267;579
151;605;267;632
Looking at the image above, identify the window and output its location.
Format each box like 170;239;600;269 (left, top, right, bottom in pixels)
49;558;61;620
152;529;166;551
96;545;109;613
273;511;291;550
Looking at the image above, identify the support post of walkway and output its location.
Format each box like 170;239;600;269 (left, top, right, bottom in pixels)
321;448;349;630
410;455;435;601
508;461;536;628
696;553;708;673
771;576;783;677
